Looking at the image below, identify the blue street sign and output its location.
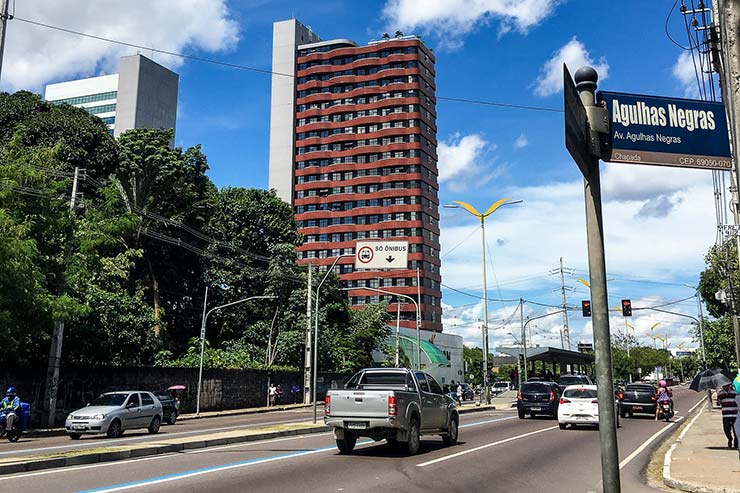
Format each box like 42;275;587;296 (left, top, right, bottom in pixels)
598;91;731;170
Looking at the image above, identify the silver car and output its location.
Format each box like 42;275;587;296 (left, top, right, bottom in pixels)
65;391;163;439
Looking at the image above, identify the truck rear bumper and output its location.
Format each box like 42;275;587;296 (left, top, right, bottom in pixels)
325;416;405;441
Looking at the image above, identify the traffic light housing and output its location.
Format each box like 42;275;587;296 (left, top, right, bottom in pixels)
621;299;632;316
581;300;591;317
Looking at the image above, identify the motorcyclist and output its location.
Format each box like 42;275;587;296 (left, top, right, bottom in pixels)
0;387;21;433
655;380;673;420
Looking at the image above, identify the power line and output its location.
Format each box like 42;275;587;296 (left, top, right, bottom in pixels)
14;16;563;115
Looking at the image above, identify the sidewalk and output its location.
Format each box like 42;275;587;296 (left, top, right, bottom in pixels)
663;405;740;493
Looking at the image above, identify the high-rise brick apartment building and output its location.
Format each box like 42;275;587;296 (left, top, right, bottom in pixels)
269;19;442;331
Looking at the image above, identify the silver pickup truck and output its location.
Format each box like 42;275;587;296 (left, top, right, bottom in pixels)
324;368;459;455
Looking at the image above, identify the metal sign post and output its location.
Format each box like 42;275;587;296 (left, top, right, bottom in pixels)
564;65;621;493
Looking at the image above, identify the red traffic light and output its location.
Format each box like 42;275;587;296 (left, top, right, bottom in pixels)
621;299;632;317
581;300;591;317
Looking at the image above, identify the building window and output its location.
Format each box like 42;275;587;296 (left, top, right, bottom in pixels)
49;91;117;106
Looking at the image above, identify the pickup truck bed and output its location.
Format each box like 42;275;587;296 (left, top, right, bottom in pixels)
325;368;459;455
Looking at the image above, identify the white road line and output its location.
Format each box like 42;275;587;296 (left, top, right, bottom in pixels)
618;416;684;470
686;396;706;415
416;425;558;467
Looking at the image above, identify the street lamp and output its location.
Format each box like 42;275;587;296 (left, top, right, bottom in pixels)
444;198;522;405
196;294;277;415
313;254;354;424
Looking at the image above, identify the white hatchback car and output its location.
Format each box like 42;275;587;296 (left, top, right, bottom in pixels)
558;385;599;429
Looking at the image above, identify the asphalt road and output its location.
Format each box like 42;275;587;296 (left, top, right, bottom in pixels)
0;407;321;459
5;386;704;493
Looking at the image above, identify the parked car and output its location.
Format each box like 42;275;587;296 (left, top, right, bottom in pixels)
153;391;180;425
617;383;657;418
65;391;163;439
558;385;599;429
492;381;512;395
324;368;459;455
556;374;593;389
517;381;561;419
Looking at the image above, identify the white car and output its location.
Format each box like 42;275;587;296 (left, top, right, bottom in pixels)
558;385;599;429
65;391;163;439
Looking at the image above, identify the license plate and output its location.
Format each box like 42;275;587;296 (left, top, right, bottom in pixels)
633;406;642;411
346;421;367;430
72;425;86;430
530;407;541;411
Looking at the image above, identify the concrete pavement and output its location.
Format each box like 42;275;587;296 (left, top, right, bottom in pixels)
663;403;740;493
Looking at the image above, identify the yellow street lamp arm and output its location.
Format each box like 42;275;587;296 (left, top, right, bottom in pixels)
577;278;590;288
483;197;513;217
452;200;483;218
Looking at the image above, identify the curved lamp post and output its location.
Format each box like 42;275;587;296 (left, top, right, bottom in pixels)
443;198;522;404
196;294;277;415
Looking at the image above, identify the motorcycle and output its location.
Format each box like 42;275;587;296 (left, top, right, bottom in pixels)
657;401;673;422
0;403;31;442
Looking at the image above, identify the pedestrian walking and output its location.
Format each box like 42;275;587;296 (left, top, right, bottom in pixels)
456;383;463;406
268;383;278;407
717;382;738;449
276;385;283;405
291;384;300;404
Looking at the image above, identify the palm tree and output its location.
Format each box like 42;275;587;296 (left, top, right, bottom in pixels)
394;30;404;38
382;32;390;40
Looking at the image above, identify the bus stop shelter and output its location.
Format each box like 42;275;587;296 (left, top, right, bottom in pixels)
495;346;595;380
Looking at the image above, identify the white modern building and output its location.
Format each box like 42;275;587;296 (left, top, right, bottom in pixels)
44;54;178;138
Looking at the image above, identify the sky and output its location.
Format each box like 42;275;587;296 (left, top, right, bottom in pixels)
1;0;721;353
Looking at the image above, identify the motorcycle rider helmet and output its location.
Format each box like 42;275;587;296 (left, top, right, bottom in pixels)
659;380;667;388
5;387;16;397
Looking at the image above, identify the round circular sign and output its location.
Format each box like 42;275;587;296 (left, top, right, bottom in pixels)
357;246;374;264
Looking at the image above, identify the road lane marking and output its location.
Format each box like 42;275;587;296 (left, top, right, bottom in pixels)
416;425;559;467
618;416;684;470
460;416;517;428
686;396;705;415
74;439;375;493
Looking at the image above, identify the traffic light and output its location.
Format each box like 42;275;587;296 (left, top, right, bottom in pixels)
581;300;591;317
621;299;632;317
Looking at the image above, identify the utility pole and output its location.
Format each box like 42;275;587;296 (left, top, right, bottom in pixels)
520;298;527;381
195;285;208;415
480;218;491;404
44;166;80;428
304;264;313;405
0;0;10;83
715;0;740;368
559;257;571;350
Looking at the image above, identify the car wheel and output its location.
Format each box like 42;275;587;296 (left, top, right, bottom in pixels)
106;419;123;438
69;433;82;440
148;416;161;434
406;418;420;455
167;411;178;425
442;417;458;446
559;423;567;430
336;431;357;454
8;430;20;442
518;409;525;419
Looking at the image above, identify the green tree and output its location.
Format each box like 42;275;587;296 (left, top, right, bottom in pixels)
462;346;484;385
694;317;737;370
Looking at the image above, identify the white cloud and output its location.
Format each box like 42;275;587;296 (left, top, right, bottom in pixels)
382;0;562;49
438;133;505;192
534;37;609;97
672;51;700;98
1;0;240;92
514;134;528;149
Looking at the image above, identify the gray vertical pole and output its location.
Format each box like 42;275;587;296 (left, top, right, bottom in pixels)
575;67;621;492
0;0;10;83
313;268;321;423
559;257;571;349
520;298;527;381
716;0;740;368
195;285;208;415
480;218;491;404
416;267;422;370
304;264;312;405
44;166;80;428
395;299;401;367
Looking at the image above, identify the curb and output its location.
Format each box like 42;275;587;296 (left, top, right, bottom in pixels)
0;425;329;476
662;408;740;493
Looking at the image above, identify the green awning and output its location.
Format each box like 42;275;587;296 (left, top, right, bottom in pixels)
394;335;450;368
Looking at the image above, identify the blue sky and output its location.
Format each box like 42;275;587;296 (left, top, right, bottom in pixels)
3;1;717;351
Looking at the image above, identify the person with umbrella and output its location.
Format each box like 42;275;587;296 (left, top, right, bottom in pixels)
716;381;738;449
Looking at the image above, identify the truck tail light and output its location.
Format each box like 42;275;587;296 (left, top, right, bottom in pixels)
549;391;555;401
617;392;624;400
591;399;598;404
517;390;522;401
388;395;397;416
559;398;571;405
325;395;331;416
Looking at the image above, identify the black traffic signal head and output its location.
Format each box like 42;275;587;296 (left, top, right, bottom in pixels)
581;300;591;317
621;299;632;317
